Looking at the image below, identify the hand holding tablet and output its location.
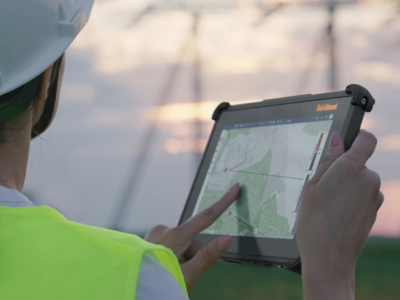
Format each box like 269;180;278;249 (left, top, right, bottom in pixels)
297;130;383;299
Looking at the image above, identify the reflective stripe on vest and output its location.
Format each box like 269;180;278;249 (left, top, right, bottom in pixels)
0;205;188;299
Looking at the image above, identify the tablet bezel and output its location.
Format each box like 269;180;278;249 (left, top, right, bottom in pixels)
179;91;366;269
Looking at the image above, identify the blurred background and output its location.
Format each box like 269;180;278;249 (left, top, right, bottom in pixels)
24;0;400;299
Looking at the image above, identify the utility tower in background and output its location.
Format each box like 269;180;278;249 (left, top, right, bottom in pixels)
109;0;396;233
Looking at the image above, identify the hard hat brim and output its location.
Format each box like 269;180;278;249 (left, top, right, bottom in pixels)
31;55;65;139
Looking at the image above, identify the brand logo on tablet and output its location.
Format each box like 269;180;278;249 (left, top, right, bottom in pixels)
316;103;338;112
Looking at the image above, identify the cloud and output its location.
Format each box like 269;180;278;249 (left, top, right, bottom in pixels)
379;134;400;151
164;138;208;154
70;143;140;159
360;115;376;131
355;61;400;87
83;97;277;130
71;0;396;78
211;56;262;74
154;97;283;122
71;9;193;74
71;1;330;76
84;108;146;129
61;83;95;105
338;3;392;31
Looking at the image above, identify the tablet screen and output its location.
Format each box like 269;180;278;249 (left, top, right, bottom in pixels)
192;114;335;240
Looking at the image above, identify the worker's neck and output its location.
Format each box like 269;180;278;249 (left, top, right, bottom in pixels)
0;124;31;192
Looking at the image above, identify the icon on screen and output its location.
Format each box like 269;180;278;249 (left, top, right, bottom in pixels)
329;114;333;120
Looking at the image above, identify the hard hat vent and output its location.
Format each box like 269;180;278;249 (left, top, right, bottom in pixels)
59;0;87;37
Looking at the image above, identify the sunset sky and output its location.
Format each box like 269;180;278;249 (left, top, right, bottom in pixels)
24;0;400;236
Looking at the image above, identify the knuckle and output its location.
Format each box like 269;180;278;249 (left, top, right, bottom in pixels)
340;156;360;172
362;169;381;195
201;247;216;264
363;170;383;209
147;224;169;237
151;224;169;232
199;206;216;220
145;224;169;242
164;227;179;240
176;223;194;240
367;170;381;188
378;192;385;208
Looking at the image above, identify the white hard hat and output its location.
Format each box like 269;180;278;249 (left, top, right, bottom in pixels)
0;0;95;137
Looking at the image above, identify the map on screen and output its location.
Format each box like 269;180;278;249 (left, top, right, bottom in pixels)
192;115;334;239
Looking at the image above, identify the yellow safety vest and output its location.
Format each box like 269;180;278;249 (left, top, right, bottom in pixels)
0;205;188;299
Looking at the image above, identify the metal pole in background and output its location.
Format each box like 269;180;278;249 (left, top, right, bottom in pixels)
192;11;203;171
109;37;193;232
327;2;337;91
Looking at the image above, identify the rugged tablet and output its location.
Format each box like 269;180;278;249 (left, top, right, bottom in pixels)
178;85;375;274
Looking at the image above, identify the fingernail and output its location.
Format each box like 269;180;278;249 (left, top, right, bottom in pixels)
330;132;340;147
218;236;232;250
229;183;240;192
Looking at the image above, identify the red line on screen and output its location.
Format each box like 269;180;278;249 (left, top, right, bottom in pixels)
316;133;324;151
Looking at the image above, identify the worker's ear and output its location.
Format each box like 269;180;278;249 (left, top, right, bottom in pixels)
32;64;54;126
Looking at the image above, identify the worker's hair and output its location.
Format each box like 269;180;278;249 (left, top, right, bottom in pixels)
0;54;63;144
0;76;45;144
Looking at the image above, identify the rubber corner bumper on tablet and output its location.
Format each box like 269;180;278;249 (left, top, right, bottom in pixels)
284;258;302;275
212;102;230;121
345;84;375;112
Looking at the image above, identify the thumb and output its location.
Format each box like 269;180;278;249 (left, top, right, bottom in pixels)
310;132;345;184
181;236;232;290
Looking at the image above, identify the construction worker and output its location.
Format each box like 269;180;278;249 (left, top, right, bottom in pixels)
0;1;383;299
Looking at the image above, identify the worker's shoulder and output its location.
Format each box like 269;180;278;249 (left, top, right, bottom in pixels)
0;207;150;299
31;206;153;256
